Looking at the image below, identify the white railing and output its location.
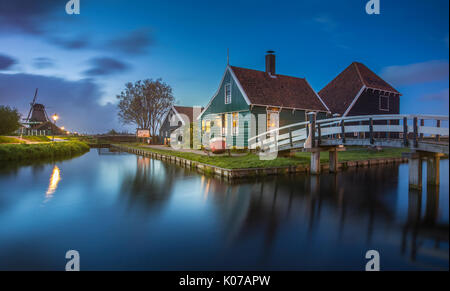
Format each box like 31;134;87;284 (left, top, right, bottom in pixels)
248;114;449;152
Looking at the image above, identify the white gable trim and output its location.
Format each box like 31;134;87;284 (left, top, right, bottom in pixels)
228;66;252;105
304;79;331;113
343;85;366;117
171;106;186;126
197;66;251;120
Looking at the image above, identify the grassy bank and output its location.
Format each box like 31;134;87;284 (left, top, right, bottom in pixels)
123;144;408;169
0;141;90;161
20;136;51;142
0;136;52;144
0;136;23;144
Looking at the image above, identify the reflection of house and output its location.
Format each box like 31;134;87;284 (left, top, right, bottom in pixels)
159;106;202;147
319;62;401;117
198;51;330;149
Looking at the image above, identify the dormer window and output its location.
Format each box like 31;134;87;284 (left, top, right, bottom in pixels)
225;83;232;104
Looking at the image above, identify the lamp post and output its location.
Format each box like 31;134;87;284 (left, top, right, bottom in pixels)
52;114;59;142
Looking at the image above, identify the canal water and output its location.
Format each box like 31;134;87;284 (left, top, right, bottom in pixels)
0;149;448;270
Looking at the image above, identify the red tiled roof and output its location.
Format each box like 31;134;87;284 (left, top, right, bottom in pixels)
319;62;400;115
173;106;202;123
230;66;329;112
354;62;399;93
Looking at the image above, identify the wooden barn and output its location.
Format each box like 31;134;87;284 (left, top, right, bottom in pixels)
198;51;330;149
159;105;203;147
319;62;401;117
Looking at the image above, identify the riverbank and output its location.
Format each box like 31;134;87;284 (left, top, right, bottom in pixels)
0;136;52;144
0;141;90;161
114;144;411;179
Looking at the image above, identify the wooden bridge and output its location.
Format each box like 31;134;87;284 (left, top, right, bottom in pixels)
249;113;449;190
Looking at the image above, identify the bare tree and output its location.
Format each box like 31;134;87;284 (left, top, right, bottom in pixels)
117;79;174;142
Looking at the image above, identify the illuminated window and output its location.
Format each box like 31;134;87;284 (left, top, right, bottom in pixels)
232;112;238;136
201;120;205;132
225;83;232;104
223;114;228;136
267;111;279;133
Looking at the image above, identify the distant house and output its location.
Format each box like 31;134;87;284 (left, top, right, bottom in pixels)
198;51;330;149
159;105;202;147
319;62;401;117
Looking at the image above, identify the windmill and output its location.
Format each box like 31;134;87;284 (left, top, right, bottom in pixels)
24;88;51;126
20;88;62;137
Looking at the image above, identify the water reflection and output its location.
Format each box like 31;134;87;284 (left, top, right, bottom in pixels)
402;186;449;264
119;156;177;213
0;149;447;270
45;165;61;199
191;164;448;268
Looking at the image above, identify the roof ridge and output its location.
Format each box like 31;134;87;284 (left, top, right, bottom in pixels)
174;105;194;108
231;65;306;80
353;62;366;87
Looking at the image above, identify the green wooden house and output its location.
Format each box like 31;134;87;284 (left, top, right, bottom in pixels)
197;51;330;149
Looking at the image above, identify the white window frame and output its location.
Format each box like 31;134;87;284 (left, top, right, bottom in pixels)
225;83;232;104
222;114;228;136
232;112;239;136
379;94;389;111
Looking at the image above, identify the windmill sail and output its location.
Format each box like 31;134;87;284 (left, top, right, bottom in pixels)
25;88;39;123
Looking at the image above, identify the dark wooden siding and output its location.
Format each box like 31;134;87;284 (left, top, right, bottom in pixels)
349;89;400;116
348;89;400;138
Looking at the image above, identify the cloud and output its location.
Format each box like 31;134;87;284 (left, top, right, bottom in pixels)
32;57;55;69
48;35;91;50
0;72;121;133
0;0;59;35
107;29;154;55
0;54;17;70
313;15;337;32
0;1;91;51
381;60;449;86
83;57;130;76
420;88;449;102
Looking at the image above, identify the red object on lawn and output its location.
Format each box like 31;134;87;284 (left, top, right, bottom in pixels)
210;137;226;154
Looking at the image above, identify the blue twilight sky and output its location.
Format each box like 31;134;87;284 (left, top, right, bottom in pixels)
0;0;448;133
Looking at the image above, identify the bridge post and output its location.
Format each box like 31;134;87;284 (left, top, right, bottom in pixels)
329;149;338;173
413;117;419;148
403;117;409;146
387;120;391;139
307;112;317;148
420;119;424;140
340;121;346;143
369;118;374;144
310;149;321;175
408;152;422;190
436;120;441;142
307;112;320;174
426;154;441;186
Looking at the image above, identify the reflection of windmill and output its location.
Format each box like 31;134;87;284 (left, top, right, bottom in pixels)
24;88;50;126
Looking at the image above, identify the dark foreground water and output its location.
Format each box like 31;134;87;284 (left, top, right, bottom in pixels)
0;149;448;271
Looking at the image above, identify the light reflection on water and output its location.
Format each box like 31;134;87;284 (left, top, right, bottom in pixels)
0;148;448;270
45;165;61;200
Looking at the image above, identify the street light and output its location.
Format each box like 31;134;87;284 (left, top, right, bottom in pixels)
52;114;59;142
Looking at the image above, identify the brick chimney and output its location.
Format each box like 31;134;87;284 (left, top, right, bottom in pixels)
265;50;276;75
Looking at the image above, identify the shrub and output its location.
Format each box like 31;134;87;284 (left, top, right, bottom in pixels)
0;141;90;161
0;106;21;135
